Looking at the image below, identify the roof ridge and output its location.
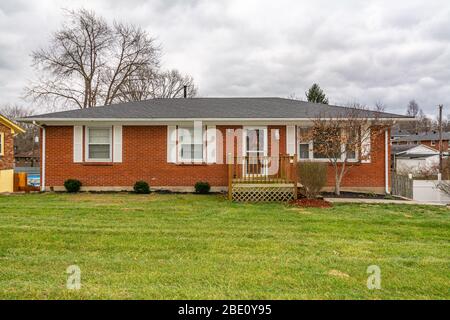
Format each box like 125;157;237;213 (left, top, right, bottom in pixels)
19;97;411;122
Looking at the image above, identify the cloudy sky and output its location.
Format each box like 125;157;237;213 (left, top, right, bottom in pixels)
0;0;449;116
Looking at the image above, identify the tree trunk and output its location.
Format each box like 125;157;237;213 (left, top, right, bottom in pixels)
334;160;347;196
334;162;340;196
335;180;341;196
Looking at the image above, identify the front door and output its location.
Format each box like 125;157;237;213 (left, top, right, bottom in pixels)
244;127;268;176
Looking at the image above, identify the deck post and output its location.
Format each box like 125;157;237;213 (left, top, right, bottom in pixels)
293;154;298;200
227;153;233;200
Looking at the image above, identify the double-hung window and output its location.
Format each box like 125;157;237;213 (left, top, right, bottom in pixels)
178;127;203;162
345;129;358;160
297;128;312;160
86;127;112;161
298;127;344;161
298;143;310;159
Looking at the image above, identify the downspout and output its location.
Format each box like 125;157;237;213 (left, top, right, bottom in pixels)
385;128;389;194
33;121;45;192
41;127;46;192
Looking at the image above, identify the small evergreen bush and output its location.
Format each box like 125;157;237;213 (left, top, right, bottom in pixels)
194;181;211;194
133;181;150;194
64;179;82;193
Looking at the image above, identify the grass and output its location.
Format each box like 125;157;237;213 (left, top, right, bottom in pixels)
0;193;449;300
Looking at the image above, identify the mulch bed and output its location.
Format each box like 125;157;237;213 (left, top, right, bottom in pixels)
321;191;399;200
290;198;333;208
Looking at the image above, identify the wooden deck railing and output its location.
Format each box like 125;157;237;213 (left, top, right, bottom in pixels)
227;154;298;201
227;155;297;183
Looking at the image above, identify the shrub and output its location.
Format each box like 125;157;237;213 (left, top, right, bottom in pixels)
194;181;211;194
64;179;82;193
133;181;150;194
297;162;327;199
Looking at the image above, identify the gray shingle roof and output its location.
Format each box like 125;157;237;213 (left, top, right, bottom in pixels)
392;131;450;142
391;144;441;158
391;144;419;154
391;129;411;137
22;97;411;121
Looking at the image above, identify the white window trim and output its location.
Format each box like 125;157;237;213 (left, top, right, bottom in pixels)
297;136;359;163
297;142;311;160
340;145;359;161
345;146;359;161
85;126;113;162
343;129;359;161
177;126;205;163
297;127;330;161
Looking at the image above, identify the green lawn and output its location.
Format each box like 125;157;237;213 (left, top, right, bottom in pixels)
0;193;448;300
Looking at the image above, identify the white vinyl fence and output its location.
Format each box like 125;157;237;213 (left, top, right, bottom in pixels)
392;173;450;204
412;180;450;204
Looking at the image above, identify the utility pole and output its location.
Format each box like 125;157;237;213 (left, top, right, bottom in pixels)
438;104;443;173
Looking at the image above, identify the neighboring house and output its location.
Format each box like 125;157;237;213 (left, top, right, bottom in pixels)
391;128;411;140
392;144;440;176
0;114;25;192
15;149;40;168
391;129;450;151
21;98;410;194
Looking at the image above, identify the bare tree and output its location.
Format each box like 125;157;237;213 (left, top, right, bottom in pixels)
441;115;450;132
416;109;433;133
118;68;197;101
436;181;450;196
150;69;197;98
0;105;38;155
287;92;305;101
406;100;419;117
307;104;390;195
374;101;386;113
0;104;34;121
102;22;160;105
400;100;433;133
26;9;160;110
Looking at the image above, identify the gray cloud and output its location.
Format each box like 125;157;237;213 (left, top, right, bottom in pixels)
0;0;450;116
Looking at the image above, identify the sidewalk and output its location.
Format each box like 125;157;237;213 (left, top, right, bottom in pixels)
324;198;447;206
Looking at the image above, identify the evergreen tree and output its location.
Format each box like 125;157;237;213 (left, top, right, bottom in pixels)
305;83;329;104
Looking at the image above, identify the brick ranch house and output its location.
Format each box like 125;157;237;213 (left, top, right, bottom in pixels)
0;114;25;192
391;129;450;152
21;98;410;194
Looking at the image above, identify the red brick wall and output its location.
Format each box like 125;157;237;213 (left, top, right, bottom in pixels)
392;139;449;151
44;126;240;188
0;124;14;170
324;127;389;189
42;125;388;190
421;140;448;151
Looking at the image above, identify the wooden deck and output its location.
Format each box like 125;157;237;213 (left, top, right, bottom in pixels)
227;155;298;202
